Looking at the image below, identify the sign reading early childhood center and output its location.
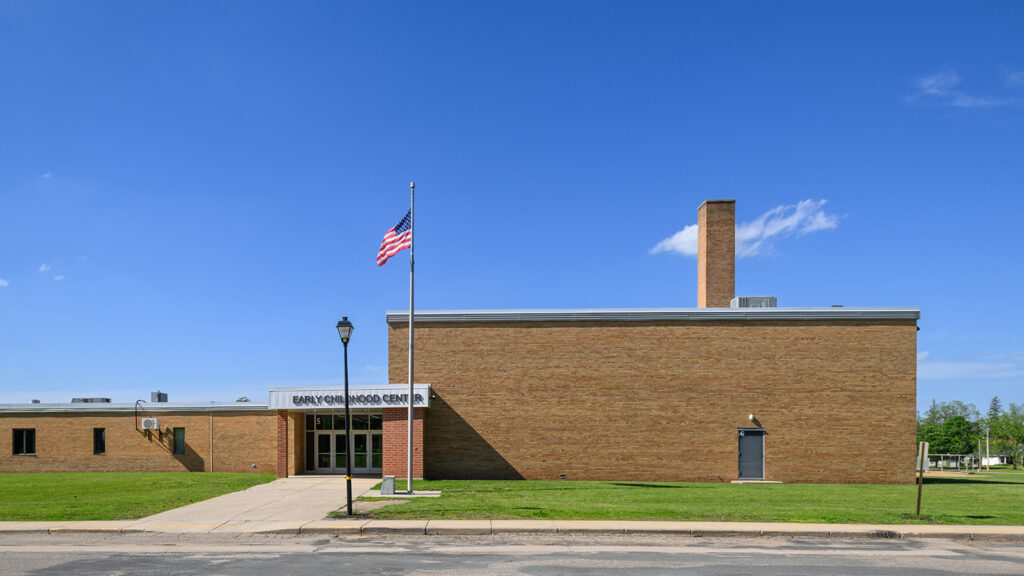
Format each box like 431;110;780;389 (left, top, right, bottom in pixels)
267;385;431;410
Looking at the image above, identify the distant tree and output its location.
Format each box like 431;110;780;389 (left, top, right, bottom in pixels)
920;400;981;429
921;415;976;455
990;403;1024;469
988;396;1003;420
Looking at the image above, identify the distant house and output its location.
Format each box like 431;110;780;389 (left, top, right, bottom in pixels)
982;454;1009;466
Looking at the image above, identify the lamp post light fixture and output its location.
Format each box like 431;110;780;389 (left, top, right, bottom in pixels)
336;317;355;516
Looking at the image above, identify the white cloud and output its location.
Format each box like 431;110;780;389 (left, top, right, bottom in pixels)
906;69;1022;108
0;278;9;288
918;361;1024;380
1006;70;1024;85
735;199;838;257
41;171;52;179
948;93;1009;108
917;70;960;96
38;263;51;273
649;224;699;256
650;199;838;258
53;275;65;281
917;351;1024;380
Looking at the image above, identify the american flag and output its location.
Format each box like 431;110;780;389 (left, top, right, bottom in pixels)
377;210;412;266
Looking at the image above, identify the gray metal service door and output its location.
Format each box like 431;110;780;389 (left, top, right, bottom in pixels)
738;429;765;480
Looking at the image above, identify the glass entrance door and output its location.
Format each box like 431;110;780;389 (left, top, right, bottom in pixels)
371;432;382;470
309;412;383;474
315;433;332;472
334;433;347;474
313;432;381;474
353;434;367;469
349;433;382;473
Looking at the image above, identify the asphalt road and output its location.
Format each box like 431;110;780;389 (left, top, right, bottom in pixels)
1;533;1022;575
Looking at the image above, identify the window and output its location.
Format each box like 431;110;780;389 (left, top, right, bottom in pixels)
93;428;106;455
173;428;185;454
13;429;35;455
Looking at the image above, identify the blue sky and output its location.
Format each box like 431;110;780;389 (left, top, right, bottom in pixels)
1;1;1022;413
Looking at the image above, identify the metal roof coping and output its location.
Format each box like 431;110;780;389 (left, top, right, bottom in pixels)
385;307;921;323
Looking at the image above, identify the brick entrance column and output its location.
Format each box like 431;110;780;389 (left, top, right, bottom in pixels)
276;410;289;478
382;407;424;479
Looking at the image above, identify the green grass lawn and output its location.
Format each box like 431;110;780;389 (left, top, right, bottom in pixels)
0;472;275;521
360;470;1024;525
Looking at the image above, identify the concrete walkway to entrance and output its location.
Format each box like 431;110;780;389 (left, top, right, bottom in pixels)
125;475;379;534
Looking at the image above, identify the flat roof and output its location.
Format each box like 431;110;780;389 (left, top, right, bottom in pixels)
0;402;270;414
1;385;420;414
386;307;921;323
267;384;427;392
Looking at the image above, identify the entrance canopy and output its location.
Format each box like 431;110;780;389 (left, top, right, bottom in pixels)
268;385;431;410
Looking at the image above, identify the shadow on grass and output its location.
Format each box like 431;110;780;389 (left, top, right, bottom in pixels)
608;483;687;489
924;478;1024;486
412;482;725;495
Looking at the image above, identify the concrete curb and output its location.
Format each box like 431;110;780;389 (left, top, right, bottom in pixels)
1;520;1022;541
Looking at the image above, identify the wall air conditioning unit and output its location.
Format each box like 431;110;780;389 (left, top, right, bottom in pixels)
730;296;777;308
141;418;160;430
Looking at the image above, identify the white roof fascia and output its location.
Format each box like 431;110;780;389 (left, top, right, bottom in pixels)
0;402;270;414
386;307;921;323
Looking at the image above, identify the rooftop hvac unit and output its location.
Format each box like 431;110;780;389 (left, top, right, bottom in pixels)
730;296;777;308
141;418;160;430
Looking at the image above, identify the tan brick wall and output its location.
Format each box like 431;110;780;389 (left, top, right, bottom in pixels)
388;319;917;484
698;200;735;308
290;412;305;476
0;410;276;473
276;410;289;477
382;407;423;478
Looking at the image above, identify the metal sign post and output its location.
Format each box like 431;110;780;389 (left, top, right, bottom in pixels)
916;441;929;517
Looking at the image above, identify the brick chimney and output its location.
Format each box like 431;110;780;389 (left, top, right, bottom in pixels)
697;200;735;308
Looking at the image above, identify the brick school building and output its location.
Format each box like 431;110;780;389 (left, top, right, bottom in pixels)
1;200;918;484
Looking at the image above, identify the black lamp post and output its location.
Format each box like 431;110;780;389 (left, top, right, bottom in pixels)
336;317;355;516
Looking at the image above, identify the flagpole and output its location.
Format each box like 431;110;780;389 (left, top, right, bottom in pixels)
407;181;415;494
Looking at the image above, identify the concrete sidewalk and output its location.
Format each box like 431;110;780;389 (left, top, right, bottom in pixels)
10;475;380;535
0;518;1022;541
138;475;379;533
